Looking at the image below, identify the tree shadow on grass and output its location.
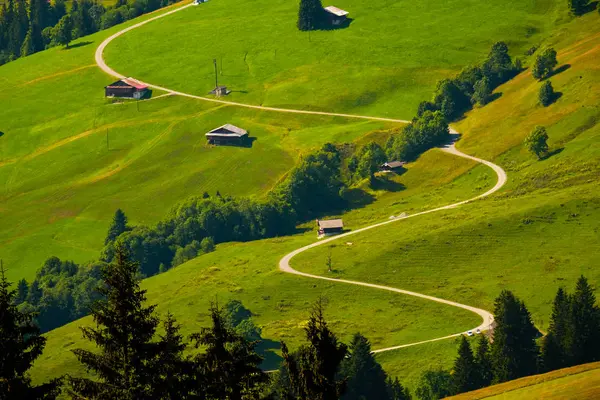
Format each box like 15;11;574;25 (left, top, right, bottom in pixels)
371;176;406;193
342;188;375;211
0;131;4;138
541;147;564;160
68;41;93;49
320;17;354;31
489;92;503;103
550;64;571;78
583;1;598;14
257;338;282;370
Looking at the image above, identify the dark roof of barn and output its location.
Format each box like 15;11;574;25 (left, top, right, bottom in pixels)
382;161;406;169
205;124;248;137
105;77;148;90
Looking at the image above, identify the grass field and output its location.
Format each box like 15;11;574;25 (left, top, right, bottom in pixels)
1;0;599;395
104;0;568;118
447;362;600;399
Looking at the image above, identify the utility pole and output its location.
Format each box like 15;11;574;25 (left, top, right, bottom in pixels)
213;58;218;89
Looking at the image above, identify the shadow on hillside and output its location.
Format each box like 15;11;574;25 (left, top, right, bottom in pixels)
371;176;406;192
550;64;571;78
583;1;598;14
343;188;376;210
0;131;4;138
489;92;503;103
257;338;282;370
542;147;564;160
68;41;93;49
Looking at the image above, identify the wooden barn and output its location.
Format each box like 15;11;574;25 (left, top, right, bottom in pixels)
105;78;149;99
380;161;406;172
324;6;349;25
206;124;248;146
317;219;344;237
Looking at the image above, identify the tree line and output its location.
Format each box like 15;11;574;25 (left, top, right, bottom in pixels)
414;276;600;399
0;0;182;65
1;247;412;399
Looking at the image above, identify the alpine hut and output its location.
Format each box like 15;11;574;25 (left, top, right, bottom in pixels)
206;124;248;146
105;78;149;99
323;6;349;26
380;161;406;172
317;219;344;237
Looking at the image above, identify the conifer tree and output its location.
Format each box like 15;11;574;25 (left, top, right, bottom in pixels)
297;0;324;31
569;276;600;364
474;335;492;388
68;243;160;399
282;299;348;400
19;24;34;56
189;302;268;399
9;0;28;57
542;287;572;371
15;278;28;304
452;336;478;394
340;333;389;400
0;264;61;399
105;208;129;245
490;290;539;383
386;377;411;400
151;312;191;400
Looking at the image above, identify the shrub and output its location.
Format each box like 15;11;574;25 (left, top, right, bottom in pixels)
524;126;549;159
532;48;558;80
539;80;556;107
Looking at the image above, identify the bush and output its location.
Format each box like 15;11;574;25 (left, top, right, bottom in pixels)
524;126;549;159
472;77;492;106
532;48;558;80
539;80;556;107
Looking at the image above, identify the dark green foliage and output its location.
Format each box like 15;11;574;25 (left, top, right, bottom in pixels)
297;0;324;31
105;208;129;245
386;110;450;162
200;236;216;254
281;299;348;399
474;335;492;388
490;290;539;384
171;240;201;267
0;265;61;399
452;336;478;395
225;299;263;342
542;287;572;371
51;14;72;48
569;276;600;364
386;377;411;400
482;41;518;86
539;80;556;107
151;312;192;400
432;79;471;120
525;126;549;159
68;244;161;399
348;142;387;183
189;303;268;399
532;48;558;80
415;369;452;400
471;77;492;106
340;333;390;400
13;257;103;333
568;0;589;15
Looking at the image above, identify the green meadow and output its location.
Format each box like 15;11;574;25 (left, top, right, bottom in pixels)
0;0;599;394
105;0;567;118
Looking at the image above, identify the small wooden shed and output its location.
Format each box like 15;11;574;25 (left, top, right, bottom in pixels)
380;161;406;172
324;6;349;25
206;124;248;146
105;77;149;99
317;219;344;237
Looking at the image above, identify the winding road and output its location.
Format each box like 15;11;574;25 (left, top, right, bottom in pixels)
95;2;507;353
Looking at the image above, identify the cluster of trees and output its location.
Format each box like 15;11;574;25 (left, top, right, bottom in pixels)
347;141;387;183
297;0;326;31
1;247;412;399
419;277;600;399
385;110;450;162
417;42;521;121
0;0;182;65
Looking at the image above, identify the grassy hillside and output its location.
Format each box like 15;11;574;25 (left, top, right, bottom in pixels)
105;0;567;118
292;11;600;333
446;362;600;399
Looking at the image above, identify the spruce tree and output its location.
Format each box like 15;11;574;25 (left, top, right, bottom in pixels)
282;299;348;400
490;290;539;383
569;276;600;364
151;312;191;400
189;302;268;400
341;333;390;400
105;208;129;245
19;24;33;56
451;336;478;395
68;243;160;400
474;335;492;388
0;264;61;399
542;287;572;371
386;377;410;400
297;0;324;31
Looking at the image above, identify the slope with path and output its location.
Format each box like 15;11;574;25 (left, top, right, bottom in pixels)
95;2;507;353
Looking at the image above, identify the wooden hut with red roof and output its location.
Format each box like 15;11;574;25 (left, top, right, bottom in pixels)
105;77;149;99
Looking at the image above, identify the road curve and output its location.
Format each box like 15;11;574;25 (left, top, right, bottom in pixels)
95;4;507;353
